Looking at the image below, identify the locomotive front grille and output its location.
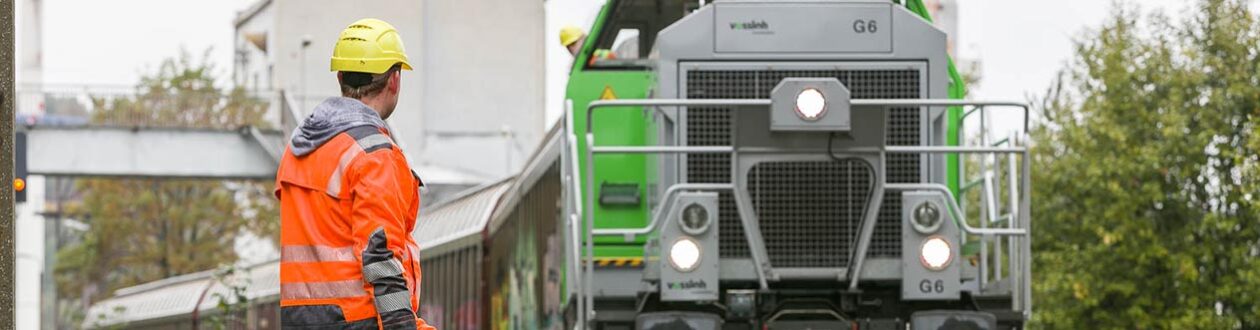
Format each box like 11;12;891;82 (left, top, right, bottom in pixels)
684;68;921;267
747;161;873;268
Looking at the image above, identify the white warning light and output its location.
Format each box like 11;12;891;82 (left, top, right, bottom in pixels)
794;88;827;121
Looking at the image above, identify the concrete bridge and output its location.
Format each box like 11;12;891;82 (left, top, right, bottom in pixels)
22;125;284;179
16;88;298;179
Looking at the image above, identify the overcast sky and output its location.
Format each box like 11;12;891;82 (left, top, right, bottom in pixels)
32;0;1226;112
36;0;256;86
958;0;1204;101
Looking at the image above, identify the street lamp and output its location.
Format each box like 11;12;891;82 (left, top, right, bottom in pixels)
300;35;312;111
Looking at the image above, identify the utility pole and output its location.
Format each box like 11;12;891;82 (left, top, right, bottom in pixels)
2;0;19;328
15;0;48;327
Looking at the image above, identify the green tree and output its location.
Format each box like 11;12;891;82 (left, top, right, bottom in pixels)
1031;1;1260;328
53;50;279;321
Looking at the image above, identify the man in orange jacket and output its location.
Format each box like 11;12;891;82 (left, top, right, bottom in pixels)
275;18;434;330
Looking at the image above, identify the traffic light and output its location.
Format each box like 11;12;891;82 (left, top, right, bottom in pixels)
15;131;26;203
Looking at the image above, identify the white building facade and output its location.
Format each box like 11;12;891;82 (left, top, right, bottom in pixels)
232;0;546;183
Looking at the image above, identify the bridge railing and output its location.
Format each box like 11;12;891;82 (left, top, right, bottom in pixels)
14;84;274;129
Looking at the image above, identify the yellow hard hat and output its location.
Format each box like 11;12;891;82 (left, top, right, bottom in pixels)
331;18;413;74
559;25;585;47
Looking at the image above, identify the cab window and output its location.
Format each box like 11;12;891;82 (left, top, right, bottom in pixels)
586;0;694;70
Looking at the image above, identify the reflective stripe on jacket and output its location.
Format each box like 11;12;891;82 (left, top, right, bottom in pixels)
276;125;433;330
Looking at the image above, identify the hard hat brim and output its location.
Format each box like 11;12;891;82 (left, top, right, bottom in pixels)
330;58;413;74
560;34;583;47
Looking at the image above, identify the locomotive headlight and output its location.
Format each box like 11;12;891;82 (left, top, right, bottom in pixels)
794;88;827;121
920;236;953;271
680;203;712;235
668;237;702;272
912;201;943;234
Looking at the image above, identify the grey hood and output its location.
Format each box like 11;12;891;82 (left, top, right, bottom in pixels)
290;97;389;156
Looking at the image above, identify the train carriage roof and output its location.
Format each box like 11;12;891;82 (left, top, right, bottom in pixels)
414;120;563;259
81;260;279;328
414;178;515;257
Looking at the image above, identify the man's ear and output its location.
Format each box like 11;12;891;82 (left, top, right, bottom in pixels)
388;72;401;94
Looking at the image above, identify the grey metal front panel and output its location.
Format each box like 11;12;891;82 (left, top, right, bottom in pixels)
679;62;926;267
660;192;721;301
714;3;892;53
653;1;952;196
652;1;952;282
901;192;960;300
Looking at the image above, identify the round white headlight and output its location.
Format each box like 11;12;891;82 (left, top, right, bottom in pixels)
920;236;953;270
794;88;827;121
668;237;702;272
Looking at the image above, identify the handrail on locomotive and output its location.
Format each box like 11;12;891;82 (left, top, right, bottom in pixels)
563;96;1034;324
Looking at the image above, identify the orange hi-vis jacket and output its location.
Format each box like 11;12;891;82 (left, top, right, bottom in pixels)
276;125;435;330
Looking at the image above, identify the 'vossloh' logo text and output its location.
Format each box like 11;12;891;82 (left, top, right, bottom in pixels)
729;20;769;30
